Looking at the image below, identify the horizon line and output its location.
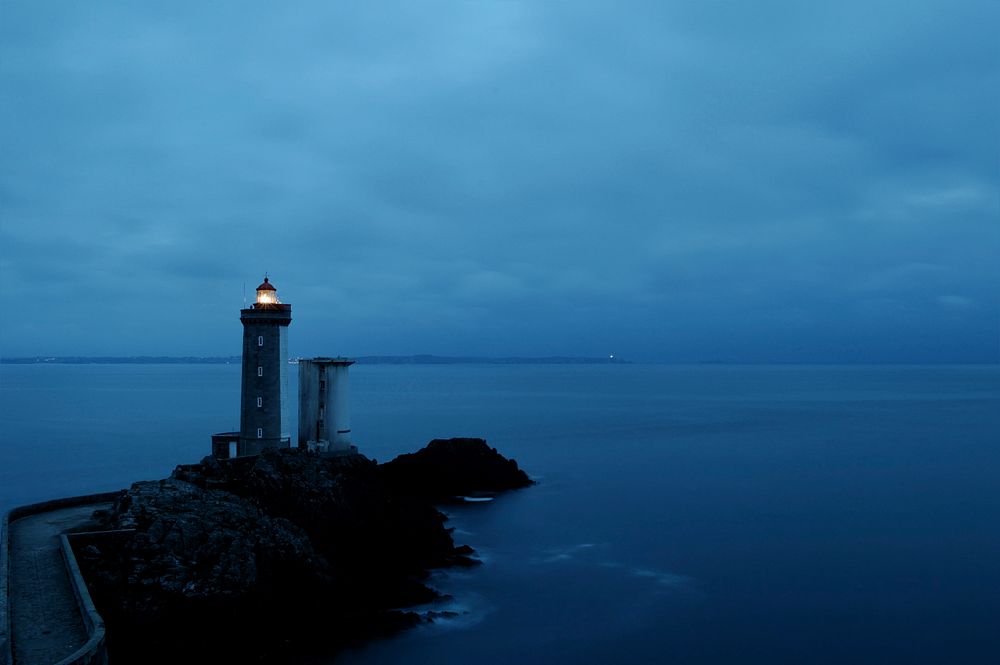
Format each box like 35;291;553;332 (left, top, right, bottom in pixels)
2;355;997;367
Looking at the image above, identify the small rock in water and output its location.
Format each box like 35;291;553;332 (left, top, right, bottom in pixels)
381;437;534;499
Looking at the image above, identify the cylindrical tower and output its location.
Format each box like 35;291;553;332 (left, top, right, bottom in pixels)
328;362;353;448
239;276;292;455
298;357;355;454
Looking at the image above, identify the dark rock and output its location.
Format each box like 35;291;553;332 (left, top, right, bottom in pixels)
75;439;533;663
425;610;460;622
77;476;338;662
100;477;331;604
175;449;459;578
381;437;533;499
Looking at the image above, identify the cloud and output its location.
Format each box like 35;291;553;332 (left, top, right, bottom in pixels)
1;0;997;360
936;295;977;310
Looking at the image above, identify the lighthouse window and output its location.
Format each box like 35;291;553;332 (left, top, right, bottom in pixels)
257;428;263;438
258;336;263;346
257;396;262;408
257;366;263;377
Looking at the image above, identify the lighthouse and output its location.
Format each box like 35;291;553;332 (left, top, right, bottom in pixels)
239;276;292;454
212;276;292;458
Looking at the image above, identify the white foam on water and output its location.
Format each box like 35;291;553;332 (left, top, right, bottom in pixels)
629;567;696;590
418;591;495;632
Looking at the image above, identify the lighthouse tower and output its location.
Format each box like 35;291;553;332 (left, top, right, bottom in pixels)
211;276;293;459
236;276;293;455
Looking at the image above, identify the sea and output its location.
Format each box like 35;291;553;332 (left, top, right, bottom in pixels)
2;363;998;664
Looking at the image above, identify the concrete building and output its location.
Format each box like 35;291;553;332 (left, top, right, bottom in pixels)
212;276;292;459
298;357;356;455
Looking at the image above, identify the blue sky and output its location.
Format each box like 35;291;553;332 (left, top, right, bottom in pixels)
1;1;997;362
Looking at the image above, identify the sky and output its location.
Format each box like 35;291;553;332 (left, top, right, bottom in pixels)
1;1;997;363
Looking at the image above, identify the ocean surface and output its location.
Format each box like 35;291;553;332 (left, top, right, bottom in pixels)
2;363;999;664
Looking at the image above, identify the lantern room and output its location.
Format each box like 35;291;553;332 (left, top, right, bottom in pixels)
255;276;279;305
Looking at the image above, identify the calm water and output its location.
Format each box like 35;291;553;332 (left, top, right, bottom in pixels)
2;364;999;663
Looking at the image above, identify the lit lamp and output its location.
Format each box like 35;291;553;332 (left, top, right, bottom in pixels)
255;276;279;306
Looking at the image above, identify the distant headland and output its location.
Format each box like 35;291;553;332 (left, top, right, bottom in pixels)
2;354;631;365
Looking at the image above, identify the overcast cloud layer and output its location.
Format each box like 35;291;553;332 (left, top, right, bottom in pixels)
1;1;997;362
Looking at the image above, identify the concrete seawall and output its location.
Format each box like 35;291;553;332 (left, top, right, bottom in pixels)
1;506;10;665
1;493;121;665
55;534;107;665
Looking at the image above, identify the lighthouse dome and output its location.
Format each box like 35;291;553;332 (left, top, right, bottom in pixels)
255;276;281;305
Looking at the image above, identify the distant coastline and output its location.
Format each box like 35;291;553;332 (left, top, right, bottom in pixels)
2;354;631;365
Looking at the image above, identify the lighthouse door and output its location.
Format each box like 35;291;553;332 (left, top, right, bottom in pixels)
228;441;238;459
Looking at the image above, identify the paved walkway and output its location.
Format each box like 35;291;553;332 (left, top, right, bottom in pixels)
8;504;109;665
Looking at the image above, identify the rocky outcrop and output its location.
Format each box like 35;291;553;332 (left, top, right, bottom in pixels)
88;477;330;605
74;440;531;663
381;437;534;499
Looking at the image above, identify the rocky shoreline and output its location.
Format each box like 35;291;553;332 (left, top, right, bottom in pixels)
73;438;532;663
